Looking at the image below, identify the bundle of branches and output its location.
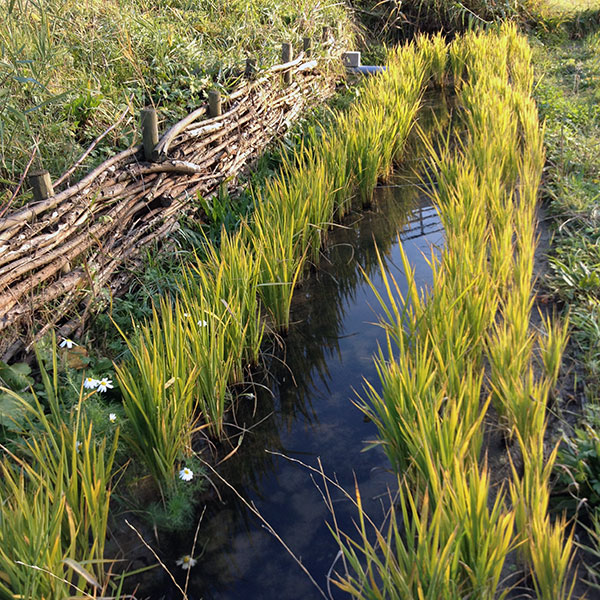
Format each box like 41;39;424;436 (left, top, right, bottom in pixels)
0;55;336;361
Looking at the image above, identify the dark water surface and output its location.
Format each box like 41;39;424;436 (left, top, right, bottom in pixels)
144;185;444;599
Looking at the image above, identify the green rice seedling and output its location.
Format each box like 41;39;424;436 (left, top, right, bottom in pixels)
248;193;308;331
331;467;513;600
399;376;488;500
510;430;557;562
176;292;235;439
275;143;336;264
441;462;516;600
359;343;439;474
342;108;388;207
502;22;536;95
537;311;570;391
415;32;448;86
421;263;496;387
487;320;534;432
360;240;423;351
350;26;575;600
312;127;354;220
361;46;426;171
448;35;471;86
215;228;265;367
331;482;464;600
528;512;576;600
115;300;198;491
510;431;576;599
183;230;263;382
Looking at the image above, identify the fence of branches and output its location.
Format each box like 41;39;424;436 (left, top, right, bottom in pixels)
0;40;340;361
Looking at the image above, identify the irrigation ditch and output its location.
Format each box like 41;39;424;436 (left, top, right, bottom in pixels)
111;94;449;599
0;21;586;600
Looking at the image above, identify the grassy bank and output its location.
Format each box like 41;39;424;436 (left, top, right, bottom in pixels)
529;11;600;588
532;23;600;399
0;0;352;201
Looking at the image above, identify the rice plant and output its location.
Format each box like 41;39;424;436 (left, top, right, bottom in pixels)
183;229;264;380
342;26;574;600
248;192;309;331
331;482;465;600
331;465;515;600
176;287;236;439
115;299;199;491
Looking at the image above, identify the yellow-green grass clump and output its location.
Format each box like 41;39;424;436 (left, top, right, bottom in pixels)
0;345;118;598
340;25;575;599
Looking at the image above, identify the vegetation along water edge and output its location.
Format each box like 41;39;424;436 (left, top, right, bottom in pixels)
332;25;575;600
0;31;447;597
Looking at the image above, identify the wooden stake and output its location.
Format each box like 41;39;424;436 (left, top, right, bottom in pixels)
282;42;293;85
208;89;222;118
28;170;54;202
322;26;331;43
245;57;257;79
141;107;159;162
303;37;312;57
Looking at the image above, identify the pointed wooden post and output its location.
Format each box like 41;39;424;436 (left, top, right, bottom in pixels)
303;37;312;57
208;89;222;118
141;107;159;162
28;170;54;202
282;42;293;85
245;57;257;79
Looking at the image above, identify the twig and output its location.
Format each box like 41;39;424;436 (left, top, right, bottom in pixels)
14;560;103;599
124;519;188;599
196;455;329;599
184;506;206;595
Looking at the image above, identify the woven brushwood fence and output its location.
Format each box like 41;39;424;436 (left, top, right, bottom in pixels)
0;42;339;361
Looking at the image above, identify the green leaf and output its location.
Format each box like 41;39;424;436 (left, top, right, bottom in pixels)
0;360;33;391
0;392;31;430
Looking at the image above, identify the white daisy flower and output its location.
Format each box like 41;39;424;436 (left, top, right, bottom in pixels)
179;467;194;482
97;378;114;393
176;555;197;570
84;376;100;389
75;441;82;452
109;413;117;423
60;338;77;349
183;312;191;318
197;319;208;327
